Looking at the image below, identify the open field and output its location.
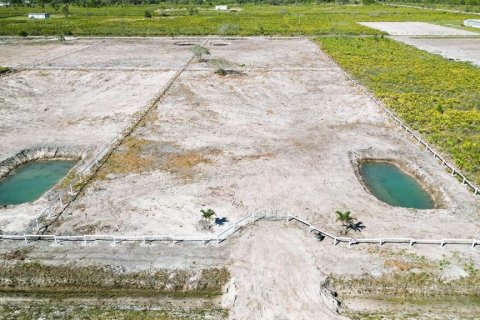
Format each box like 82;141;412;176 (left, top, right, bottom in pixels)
0;4;478;36
0;38;191;232
0;17;480;319
15;37;471;242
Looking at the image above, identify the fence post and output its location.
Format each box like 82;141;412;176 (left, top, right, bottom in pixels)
59;194;63;207
252;211;255;223
83;235;87;246
142;235;146;246
24;235;28;244
54;235;57;245
216;236;220;246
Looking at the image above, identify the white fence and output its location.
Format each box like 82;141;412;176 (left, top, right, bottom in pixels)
315;44;480;197
3;210;479;249
287;215;480;249
25;43;203;234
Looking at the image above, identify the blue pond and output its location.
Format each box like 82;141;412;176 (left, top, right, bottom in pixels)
0;160;76;206
360;161;435;209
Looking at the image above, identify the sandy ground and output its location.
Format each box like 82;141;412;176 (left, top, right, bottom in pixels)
46;37;479;242
226;223;346;320
391;36;480;66
360;22;480;74
0;38;193;232
1;37;480;319
359;22;478;36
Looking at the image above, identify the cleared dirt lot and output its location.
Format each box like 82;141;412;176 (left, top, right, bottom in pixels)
360;22;480;66
391;36;480;66
1;37;479;319
39;37;479;242
359;22;478;36
0;38;192;232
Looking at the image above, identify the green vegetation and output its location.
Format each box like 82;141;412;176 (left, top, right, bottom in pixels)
335;210;355;235
0;261;230;298
0;4;477;36
0;303;227;320
201;208;216;223
0;66;10;74
191;44;210;62
318;37;480;184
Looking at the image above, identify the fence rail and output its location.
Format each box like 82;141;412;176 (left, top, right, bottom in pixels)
315;43;480;197
2;211;479;250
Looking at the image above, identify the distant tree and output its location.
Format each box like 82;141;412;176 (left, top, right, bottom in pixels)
188;4;198;15
61;5;70;17
19;30;28;37
144;10;152;19
191;44;210;62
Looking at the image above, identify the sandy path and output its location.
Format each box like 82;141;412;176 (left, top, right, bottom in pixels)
226;222;346;320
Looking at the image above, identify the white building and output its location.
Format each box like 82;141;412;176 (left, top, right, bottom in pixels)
28;13;50;19
215;5;228;11
0;2;11;7
464;19;480;29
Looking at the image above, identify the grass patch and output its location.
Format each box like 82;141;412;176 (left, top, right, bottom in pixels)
97;135;219;180
97;137;155;179
0;262;230;299
0;66;11;74
317;36;480;184
0;303;228;320
0;4;477;36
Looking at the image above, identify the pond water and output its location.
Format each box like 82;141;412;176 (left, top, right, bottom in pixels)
0;160;76;206
360;161;435;209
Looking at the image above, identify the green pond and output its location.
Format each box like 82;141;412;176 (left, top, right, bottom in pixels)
360;161;435;209
0;160;76;206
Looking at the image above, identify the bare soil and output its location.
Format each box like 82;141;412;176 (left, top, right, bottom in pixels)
0;37;479;319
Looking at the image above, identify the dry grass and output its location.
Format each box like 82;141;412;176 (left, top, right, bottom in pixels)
384;259;414;272
97;137;155;179
160;149;221;181
97;135;220;181
2;247;33;261
162;152;211;171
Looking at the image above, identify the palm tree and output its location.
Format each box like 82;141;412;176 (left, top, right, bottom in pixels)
201;208;216;223
335;210;355;235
